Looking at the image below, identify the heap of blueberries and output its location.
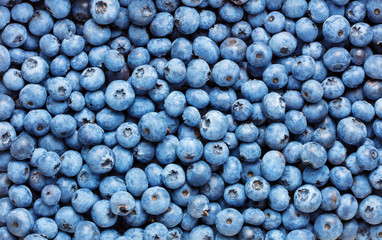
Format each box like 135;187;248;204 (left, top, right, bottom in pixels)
2;0;382;239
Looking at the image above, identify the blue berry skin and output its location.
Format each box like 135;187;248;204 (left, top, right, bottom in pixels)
308;0;329;23
263;64;288;89
125;168;148;197
264;11;285;34
8;184;32;208
303;165;330;188
73;221;100;240
0;6;10;29
89;0;119;25
284;110;307;135
61;35;85;58
323;47;352;73
364;55;382;80
200;110;228;141
182;106;201;128
356;144;379;171
91;200;117;228
262;208;282;230
150;12;174;37
50;55;70;77
323;15;350;43
291;55;316;81
219;2;244;23
1;23;27;48
40;184;61;207
128;0;156;26
349;22;373;47
359;195;382;225
78;124;105;146
366;0;382;23
36;151;61;177
245;176;270;201
86;145;115;174
109;191;135;216
268;185;290;212
282;91;304;110
161;164;185;189
104;80;135;111
143;222;168;240
71;188;97;214
339;220;358;240
83;19;111;46
186;59;211;88
351;174;372;199
21;56;49;83
370;165;382;190
216;208;244;237
0;94;14;122
337;116;367;145
282;0;308;19
241;80;268;102
204;141;229;166
53;19;76;41
6;208;34;237
164;91;186;117
147;38;171;58
243;208;265;226
80;67;106;92
231;99;252;121
282;204;310;231
322;77;346;100
124;200;148;227
198;10;216;30
264;122;289;150
269;32;297;57
155;135;178;165
186;160;211;187
329;166;353;191
84;91;105;111
3;68;24;92
157;203;183;228
279;166;302;191
294;184;321;213
187;194;210;219
141;187;171;215
32;217;58;239
261;150;286;181
212;60;240;87
174;6;199;34
301;80;324;103
209;87;237;112
342;65;365;88
55;206;83;233
313;214;343;240
319;186;341;211
209;23;230;43
287;229;315;240
262;93;285;122
131;65;158;91
193;36;220;65
328;97;352;119
144;163;163;187
28;10;54;36
246;42;272;68
300;142;327;169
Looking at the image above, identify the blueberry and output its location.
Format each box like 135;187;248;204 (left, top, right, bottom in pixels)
313;214;343;240
6;208;34;237
216;208;244;237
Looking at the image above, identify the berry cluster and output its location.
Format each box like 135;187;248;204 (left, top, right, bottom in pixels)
0;0;382;239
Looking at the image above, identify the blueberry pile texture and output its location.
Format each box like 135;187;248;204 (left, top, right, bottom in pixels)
1;0;382;239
